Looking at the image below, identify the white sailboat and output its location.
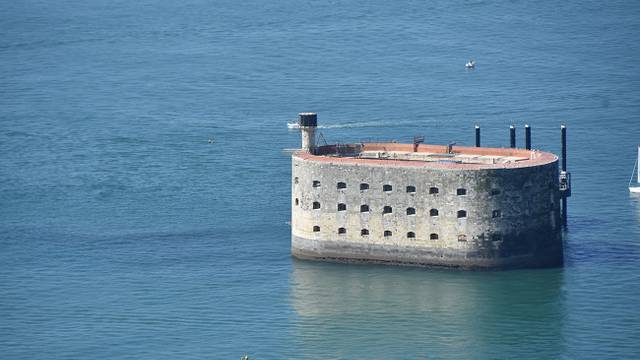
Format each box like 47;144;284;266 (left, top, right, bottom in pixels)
630;146;640;193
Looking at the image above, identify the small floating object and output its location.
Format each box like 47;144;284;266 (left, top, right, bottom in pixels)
208;138;215;144
465;60;476;69
630;145;640;193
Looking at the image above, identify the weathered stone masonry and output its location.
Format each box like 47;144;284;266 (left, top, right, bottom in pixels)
290;112;563;269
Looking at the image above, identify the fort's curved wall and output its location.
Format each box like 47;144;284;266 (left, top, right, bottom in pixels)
291;149;563;269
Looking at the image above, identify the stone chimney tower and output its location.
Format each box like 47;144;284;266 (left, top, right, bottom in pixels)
299;112;317;153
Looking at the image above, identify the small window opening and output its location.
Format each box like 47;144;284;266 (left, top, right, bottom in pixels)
295;198;299;206
313;226;320;232
430;208;439;217
457;188;467;196
407;232;416;239
429;187;439;194
491;189;501;195
338;227;346;234
457;210;467;218
313;201;320;209
491;234;502;242
313;180;321;188
492;210;501;218
430;233;439;240
384;230;392;237
383;206;393;214
337;182;347;189
383;184;393;192
406;185;416;193
406;207;416;215
458;234;467;242
361;229;369;236
337;203;347;211
360;183;369;190
360;204;370;213
294;177;299;184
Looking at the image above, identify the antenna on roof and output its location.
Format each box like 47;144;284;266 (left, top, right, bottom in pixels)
448;141;456;154
317;131;328;146
413;135;424;152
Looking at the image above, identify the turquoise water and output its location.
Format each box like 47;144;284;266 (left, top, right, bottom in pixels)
2;0;640;358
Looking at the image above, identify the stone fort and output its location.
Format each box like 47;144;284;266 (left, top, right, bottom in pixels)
291;113;566;269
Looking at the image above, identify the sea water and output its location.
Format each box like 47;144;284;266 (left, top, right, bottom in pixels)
1;0;639;358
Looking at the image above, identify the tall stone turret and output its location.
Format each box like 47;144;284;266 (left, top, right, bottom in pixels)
298;112;317;153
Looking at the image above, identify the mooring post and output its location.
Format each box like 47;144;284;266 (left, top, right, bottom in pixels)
525;124;531;150
561;125;567;226
475;125;480;147
510;125;516;148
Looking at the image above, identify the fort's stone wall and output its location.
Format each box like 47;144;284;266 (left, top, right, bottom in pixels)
291;153;563;269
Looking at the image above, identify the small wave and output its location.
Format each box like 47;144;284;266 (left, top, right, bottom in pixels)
287;118;443;131
287;120;399;130
318;120;391;129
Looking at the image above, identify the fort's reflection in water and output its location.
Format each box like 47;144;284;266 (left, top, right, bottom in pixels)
290;260;566;358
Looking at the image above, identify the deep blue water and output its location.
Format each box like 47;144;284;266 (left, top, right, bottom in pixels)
1;0;640;358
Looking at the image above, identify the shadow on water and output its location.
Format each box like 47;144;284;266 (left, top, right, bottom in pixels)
289;259;567;358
